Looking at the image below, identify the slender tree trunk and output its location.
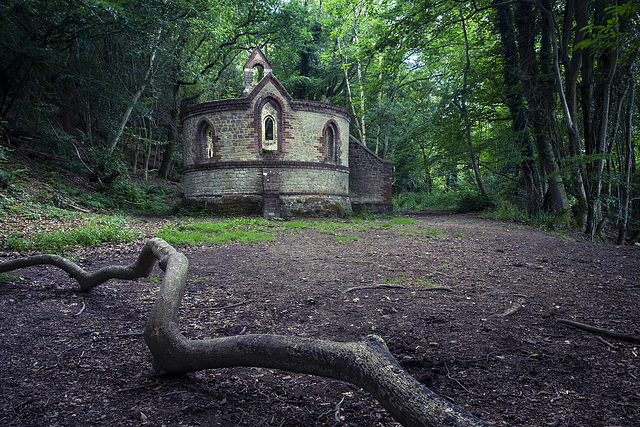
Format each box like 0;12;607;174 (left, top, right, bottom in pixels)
616;78;634;245
109;28;162;153
376;55;382;156
495;1;542;213
586;49;617;238
559;0;589;227
159;81;180;179
337;37;364;144
460;15;488;197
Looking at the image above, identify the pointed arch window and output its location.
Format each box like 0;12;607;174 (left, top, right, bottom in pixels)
324;122;339;163
205;125;214;158
196;120;216;163
261;101;278;152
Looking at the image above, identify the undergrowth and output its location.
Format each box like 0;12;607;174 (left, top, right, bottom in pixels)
481;201;570;234
3;216;140;253
394;190;495;213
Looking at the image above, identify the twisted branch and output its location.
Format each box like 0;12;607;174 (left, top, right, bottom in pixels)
1;239;488;427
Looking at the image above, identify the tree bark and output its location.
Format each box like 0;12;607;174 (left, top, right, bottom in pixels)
460;14;488;198
0;239;489;427
616;77;635;245
514;2;570;218
495;1;542;213
559;0;589;227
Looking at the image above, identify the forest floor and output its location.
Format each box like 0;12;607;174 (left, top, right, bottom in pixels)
1;212;639;427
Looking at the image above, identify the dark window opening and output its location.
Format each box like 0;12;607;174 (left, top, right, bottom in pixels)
265;117;274;141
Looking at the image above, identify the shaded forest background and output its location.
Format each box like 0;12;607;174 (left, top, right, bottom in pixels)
1;0;639;242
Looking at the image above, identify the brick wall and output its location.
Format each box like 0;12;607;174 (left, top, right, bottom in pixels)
348;136;393;213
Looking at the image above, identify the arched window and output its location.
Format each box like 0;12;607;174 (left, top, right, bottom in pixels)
324;122;339;163
265;117;274;141
205;125;214;158
326;125;335;161
261;101;278;152
196;120;216;162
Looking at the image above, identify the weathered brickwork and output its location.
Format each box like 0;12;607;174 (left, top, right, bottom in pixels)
179;48;390;217
348;136;393;213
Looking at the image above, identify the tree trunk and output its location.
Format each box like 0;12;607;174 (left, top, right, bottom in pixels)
109;28;162;153
514;2;570;218
460;14;488;198
0;240;490;427
337;37;365;144
586;49;617;239
559;0;589;227
159;81;180;179
616;78;634;245
495;1;542;213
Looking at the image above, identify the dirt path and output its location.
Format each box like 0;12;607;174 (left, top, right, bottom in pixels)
1;213;639;426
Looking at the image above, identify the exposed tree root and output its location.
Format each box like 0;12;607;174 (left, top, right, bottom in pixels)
0;238;489;427
558;318;640;344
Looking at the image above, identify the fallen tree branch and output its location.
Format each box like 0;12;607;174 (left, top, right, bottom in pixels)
342;284;406;293
558;319;640;344
1;239;489;427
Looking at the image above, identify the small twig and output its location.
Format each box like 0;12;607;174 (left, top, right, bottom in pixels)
342;284;406;294
445;364;473;395
494;298;525;318
334;396;345;423
595;336;617;350
558;319;640;344
74;300;86;316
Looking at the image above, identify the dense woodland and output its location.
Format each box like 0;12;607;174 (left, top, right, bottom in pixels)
1;0;639;242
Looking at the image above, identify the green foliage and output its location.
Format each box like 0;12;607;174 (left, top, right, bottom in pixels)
4;216;139;254
454;192;496;213
482;201;570;232
394;190;495;213
86;179;174;214
482;201;528;223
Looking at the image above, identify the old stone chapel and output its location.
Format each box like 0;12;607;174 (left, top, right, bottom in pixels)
180;48;392;218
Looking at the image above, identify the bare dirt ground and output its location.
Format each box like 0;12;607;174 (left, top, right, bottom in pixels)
1;212;639;427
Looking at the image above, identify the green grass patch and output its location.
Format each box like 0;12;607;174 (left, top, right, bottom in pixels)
340;282;356;288
156;218;275;246
382;274;407;285
5;216;139;253
400;227;444;239
416;278;438;287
